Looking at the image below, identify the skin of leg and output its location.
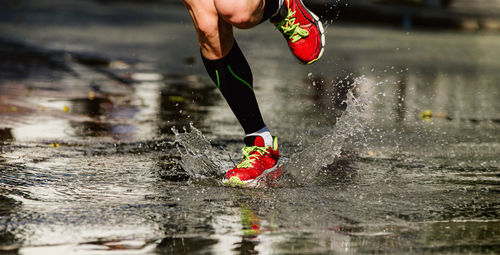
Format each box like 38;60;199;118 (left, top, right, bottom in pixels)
214;0;266;29
182;0;235;60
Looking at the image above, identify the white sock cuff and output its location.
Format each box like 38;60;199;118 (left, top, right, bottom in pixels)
246;126;273;146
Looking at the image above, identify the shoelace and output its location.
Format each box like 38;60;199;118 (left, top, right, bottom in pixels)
276;9;309;43
236;146;270;169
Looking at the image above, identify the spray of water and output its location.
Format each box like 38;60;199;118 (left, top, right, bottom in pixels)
173;75;371;188
267;76;369;186
172;125;228;182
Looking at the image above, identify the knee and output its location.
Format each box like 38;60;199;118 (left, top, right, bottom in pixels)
195;17;234;59
197;19;219;39
193;11;218;38
227;12;260;29
215;0;261;29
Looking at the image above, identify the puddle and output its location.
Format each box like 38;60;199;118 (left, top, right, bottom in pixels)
0;1;499;254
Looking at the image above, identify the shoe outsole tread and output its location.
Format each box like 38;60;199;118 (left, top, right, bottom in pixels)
298;0;325;65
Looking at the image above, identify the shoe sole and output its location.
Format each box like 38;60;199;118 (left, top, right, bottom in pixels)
296;0;326;65
222;164;279;188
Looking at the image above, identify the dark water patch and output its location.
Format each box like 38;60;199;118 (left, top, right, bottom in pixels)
0;195;20;216
71;53;113;67
12;239;161;254
158;79;219;136
14;137;178;157
70;120;138;140
25;85;62;92
81;238;160;252
0;128;13;143
0;232;20;254
70;120;114;138
0;37;72;81
156;236;218;254
66;97;114;117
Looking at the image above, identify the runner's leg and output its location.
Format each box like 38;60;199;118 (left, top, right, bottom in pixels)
182;0;288;185
182;0;279;144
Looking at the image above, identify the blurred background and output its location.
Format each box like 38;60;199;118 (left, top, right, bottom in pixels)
0;0;499;254
1;0;499;141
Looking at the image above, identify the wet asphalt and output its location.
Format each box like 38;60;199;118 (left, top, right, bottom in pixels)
0;0;499;254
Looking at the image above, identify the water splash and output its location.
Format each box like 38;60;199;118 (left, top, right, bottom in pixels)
172;124;231;183
270;76;369;186
174;76;371;188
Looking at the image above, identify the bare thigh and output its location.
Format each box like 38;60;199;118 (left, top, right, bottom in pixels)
182;0;234;59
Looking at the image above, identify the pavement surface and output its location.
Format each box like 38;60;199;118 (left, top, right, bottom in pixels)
0;0;499;254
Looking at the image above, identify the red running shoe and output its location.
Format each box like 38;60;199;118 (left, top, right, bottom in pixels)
224;136;279;187
272;0;325;64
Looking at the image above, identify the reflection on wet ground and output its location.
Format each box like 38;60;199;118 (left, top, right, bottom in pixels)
0;0;499;254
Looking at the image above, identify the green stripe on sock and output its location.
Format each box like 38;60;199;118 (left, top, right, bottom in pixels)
215;69;220;89
227;65;253;92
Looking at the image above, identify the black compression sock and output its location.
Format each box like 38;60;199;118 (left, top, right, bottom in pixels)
201;41;266;134
260;0;280;23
